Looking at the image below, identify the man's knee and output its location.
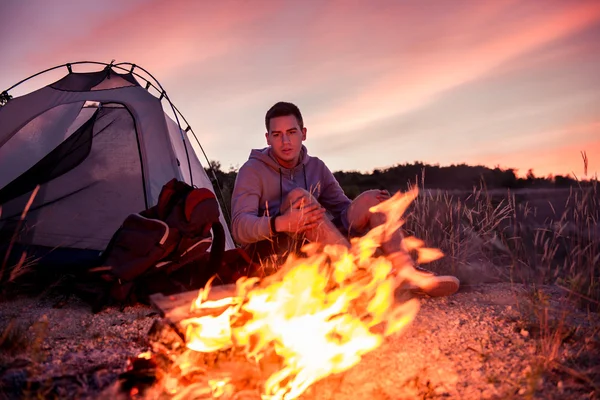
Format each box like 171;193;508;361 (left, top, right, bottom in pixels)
281;187;317;213
347;189;384;233
354;189;382;208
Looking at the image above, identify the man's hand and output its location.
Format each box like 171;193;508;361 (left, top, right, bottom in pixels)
275;197;326;234
376;189;391;202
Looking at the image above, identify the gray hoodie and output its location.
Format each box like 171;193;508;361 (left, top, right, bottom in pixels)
231;145;351;245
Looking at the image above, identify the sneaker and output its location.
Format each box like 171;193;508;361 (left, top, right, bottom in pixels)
414;273;460;297
402;266;460;297
388;253;460;297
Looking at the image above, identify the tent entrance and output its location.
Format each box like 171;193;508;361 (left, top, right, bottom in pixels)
0;104;146;251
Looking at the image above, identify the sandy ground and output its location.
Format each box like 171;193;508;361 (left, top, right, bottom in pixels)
0;283;598;399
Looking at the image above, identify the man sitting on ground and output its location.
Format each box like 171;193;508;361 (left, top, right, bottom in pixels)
231;101;459;297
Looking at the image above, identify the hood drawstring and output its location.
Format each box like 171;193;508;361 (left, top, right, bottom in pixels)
302;164;308;191
278;168;283;209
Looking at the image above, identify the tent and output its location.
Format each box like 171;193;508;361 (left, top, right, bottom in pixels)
0;61;235;266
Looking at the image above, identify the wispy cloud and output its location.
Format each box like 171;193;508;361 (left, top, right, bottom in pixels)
24;1;276;77
310;0;600;136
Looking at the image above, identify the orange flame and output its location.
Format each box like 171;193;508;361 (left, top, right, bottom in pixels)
180;187;441;399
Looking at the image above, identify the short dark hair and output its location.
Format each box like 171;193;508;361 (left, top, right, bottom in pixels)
265;101;304;131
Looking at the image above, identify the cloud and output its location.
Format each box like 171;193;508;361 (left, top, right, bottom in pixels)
18;1;285;81
312;59;600;170
308;0;600;137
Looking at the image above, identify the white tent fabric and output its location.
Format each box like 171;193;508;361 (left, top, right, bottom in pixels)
0;64;235;251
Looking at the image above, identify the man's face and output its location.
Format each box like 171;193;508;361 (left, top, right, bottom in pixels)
265;115;307;168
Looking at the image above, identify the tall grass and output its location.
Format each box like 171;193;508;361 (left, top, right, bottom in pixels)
403;172;599;311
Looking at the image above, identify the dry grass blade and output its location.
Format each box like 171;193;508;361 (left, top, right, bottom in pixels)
551;361;600;394
1;185;40;283
581;151;588;177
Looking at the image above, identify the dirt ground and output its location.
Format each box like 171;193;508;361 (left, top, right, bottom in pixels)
0;283;598;399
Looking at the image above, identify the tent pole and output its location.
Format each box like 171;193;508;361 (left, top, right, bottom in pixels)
2;60;234;231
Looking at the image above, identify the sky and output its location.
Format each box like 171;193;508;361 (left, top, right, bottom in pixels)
1;0;599;179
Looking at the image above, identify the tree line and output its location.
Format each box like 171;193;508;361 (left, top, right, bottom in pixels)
206;160;596;204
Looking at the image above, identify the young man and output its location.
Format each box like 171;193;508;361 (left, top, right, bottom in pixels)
231;102;459;297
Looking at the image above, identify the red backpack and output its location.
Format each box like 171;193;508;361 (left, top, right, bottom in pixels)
90;179;228;307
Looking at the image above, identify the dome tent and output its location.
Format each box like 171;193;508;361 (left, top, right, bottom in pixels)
0;61;235;267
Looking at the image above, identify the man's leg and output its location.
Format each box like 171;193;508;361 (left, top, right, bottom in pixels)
346;190;405;253
247;188;350;267
346;190;460;297
280;187;350;247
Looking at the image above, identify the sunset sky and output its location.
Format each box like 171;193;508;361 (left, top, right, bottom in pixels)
1;0;599;178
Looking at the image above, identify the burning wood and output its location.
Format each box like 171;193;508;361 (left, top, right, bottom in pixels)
135;188;443;399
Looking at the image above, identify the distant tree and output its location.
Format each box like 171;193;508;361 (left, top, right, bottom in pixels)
554;175;572;188
204;160;238;222
208;160;222;172
500;168;518;188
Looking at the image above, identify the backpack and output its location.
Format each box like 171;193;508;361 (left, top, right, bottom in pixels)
87;178;228;310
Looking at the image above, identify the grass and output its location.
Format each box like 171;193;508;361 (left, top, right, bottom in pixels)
0;318;31;356
400;163;599;397
403;173;599;311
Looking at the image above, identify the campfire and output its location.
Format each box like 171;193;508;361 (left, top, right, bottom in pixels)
132;187;443;399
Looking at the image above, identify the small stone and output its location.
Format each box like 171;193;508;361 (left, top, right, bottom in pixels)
518;388;526;395
537;377;544;387
520;329;529;338
557;381;564;392
434;386;448;395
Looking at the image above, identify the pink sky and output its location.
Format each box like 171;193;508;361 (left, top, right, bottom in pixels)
1;0;599;178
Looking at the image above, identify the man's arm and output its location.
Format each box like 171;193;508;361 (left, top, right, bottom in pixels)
230;165;272;245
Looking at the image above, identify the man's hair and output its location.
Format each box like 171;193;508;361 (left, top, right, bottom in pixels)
265;101;304;131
